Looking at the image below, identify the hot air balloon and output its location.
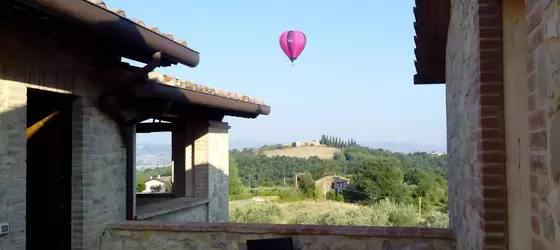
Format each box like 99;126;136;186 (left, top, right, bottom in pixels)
279;30;307;65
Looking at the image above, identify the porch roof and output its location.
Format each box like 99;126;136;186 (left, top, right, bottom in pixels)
147;71;270;118
14;0;199;67
413;0;450;85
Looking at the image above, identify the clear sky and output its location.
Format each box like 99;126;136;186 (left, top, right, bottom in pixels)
107;0;447;147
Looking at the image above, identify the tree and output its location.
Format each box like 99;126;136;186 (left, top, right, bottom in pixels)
405;168;448;211
164;181;173;193
296;172;315;194
320;135;326;145
333;152;346;161
229;158;245;195
310;160;337;179
404;168;424;186
353;156;407;202
136;181;146;193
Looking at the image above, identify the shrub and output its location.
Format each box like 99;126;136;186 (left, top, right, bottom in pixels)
326;190;344;202
229;193;254;201
278;188;306;202
286;199;447;228
229;199;449;228
229;202;283;223
256;187;281;197
418;210;449;228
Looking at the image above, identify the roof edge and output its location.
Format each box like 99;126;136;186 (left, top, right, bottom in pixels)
17;0;200;67
413;0;449;85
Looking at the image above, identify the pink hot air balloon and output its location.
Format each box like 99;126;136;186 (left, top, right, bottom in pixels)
279;30;307;65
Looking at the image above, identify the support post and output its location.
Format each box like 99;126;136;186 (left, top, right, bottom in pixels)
125;125;136;220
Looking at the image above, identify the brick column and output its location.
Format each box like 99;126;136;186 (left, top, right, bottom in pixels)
171;119;197;198
171;118;230;222
205;121;230;222
171;121;189;197
177;119;229;221
71;97;127;250
71;97;87;250
171;117;213;199
477;1;508;249
0;80;27;250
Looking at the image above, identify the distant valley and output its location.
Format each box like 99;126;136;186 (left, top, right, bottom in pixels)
135;144;171;170
136;140;446;170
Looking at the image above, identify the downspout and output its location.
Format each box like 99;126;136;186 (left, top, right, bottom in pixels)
97;52;172;221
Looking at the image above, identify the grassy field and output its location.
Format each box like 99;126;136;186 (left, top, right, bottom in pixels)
261;146;340;159
276;200;359;223
229;199;449;228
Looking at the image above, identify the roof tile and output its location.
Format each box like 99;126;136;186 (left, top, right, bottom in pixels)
84;0;188;48
147;72;266;105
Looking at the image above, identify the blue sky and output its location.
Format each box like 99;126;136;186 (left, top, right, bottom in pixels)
108;0;446;147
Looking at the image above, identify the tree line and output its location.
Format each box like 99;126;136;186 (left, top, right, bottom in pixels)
320;134;357;148
229;145;449;211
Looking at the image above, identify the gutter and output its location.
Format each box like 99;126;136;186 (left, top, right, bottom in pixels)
116;63;271;117
15;0;200;67
142;83;271;116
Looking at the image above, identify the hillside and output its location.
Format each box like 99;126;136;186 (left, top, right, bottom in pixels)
262;146;340;159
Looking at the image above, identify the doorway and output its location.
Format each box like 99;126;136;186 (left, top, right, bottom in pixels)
26;88;74;250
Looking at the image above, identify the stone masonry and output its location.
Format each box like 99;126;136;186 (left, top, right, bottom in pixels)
526;0;560;249
0;79;27;250
138;120;230;222
206;121;230;222
100;222;456;250
0;12;235;250
446;0;508;249
0;11;127;250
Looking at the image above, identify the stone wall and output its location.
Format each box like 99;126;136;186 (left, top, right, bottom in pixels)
526;0;560;249
0;10;126;250
0;78;27;250
100;222;456;250
446;0;508;249
446;0;484;249
137;200;209;222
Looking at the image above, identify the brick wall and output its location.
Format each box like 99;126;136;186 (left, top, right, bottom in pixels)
0;11;126;250
446;0;507;249
526;0;560;249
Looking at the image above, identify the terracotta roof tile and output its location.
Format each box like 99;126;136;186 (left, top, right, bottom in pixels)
84;0;187;47
147;72;266;105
